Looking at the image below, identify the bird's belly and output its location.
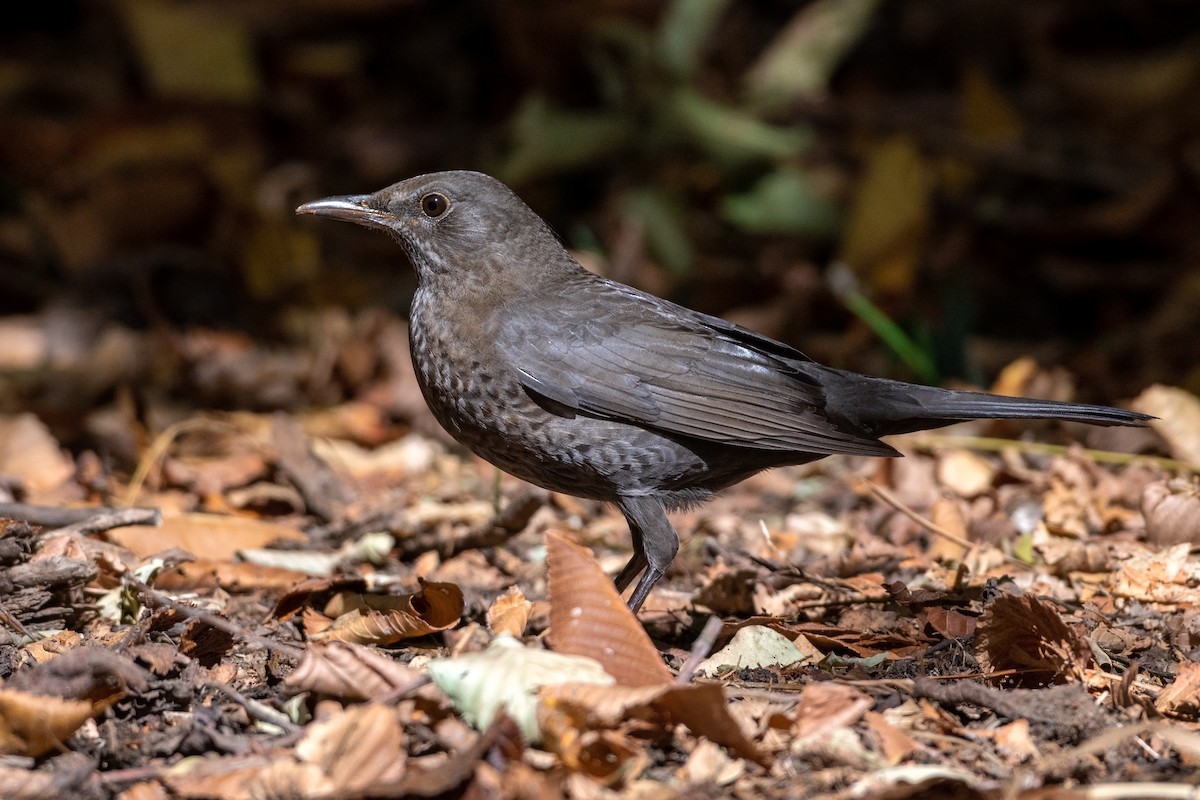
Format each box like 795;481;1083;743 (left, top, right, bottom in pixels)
408;315;747;501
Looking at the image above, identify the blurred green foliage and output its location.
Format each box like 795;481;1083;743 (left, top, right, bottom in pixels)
493;0;878;273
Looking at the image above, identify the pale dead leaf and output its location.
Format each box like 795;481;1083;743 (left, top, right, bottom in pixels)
695;625;812;677
539;681;764;764
430;636;613;741
108;512;305;560
793;683;873;742
1132;385;1200;464
1142;479;1200;546
1111;543;1200;604
153;559;310;592
285;642;425;701
936;450;996;498
678;738;744;786
0;413;74;493
0;689;98;757
1156;660;1200;719
486;585;533;638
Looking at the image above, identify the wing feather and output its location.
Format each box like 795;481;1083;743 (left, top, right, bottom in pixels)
496;281;897;458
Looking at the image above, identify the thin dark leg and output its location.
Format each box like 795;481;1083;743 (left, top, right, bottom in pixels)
613;552;647;593
616;495;678;613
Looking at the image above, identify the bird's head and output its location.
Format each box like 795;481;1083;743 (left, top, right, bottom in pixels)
297;170;572;288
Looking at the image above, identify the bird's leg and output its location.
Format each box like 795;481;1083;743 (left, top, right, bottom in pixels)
616;496;679;613
613;551;647;593
613;507;648;591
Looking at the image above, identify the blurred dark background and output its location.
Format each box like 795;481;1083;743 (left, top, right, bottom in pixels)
2;0;1198;434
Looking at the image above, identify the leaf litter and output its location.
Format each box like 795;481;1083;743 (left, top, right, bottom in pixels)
0;362;1198;798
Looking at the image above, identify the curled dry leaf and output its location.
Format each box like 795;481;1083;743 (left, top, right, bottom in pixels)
284;641;425;701
486;585;533;638
1112;543;1200;605
936;449;996;499
165;703;407;800
1132;384;1200;464
0;690;98;757
864;711;918;765
793;683;873;743
312;581;464;645
1142;479;1200;546
539;680;765;765
1155;660;1200;720
545;532;672;687
975;593;1090;687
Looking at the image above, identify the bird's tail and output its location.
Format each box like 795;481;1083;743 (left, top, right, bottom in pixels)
818;369;1152;438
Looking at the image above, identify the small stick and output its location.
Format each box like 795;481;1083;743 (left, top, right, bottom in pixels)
676;615;724;685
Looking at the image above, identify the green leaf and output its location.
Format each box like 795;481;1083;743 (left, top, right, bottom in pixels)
745;0;882;111
669;88;811;163
720;168;841;237
428;635;613;742
657;0;733;78
620;187;693;274
495;95;635;185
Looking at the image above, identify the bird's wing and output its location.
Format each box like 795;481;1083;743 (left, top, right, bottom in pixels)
496;284;898;457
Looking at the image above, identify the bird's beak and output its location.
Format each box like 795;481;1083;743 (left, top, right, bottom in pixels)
295;195;393;230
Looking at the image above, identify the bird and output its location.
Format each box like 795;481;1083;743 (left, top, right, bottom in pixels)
297;170;1151;612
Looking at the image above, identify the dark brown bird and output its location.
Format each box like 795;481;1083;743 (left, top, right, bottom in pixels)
298;171;1150;612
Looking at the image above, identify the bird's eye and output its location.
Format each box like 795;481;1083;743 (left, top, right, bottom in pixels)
421;193;449;218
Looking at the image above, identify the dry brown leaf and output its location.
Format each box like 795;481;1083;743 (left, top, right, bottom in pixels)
837;135;930;293
0;763;62;799
312;582;464;645
864;710;918;765
1132;384;1200;464
108;512;306;559
166;704;407;800
972;718;1040;764
1142;479;1200;546
793;683;873;742
154;559;311;592
487;585;533;638
539;714;645;786
0;690;97;757
284;641;425;701
0;413;75;494
976;593;1090;686
678;738;744;787
545;532;672;687
919;606;978;640
539;681;764;765
927;498;969;562
1156;661;1200;720
936;450;996;499
1111;543;1200;604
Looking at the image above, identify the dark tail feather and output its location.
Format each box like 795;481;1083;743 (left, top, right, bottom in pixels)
821;371;1153;438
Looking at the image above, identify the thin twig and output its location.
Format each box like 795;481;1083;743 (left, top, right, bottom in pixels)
208;681;301;734
858;478;1031;570
676;615;724;685
54;507;162;537
126;575;304;659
